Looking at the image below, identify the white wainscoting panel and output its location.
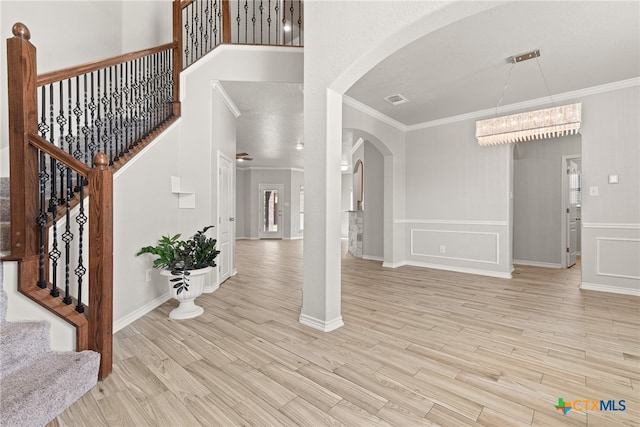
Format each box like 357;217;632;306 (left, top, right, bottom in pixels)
411;229;499;264
596;237;640;280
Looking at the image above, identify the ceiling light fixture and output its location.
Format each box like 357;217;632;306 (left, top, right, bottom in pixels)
340;161;349;172
296;141;304;150
476;49;581;146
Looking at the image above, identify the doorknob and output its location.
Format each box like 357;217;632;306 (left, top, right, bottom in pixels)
229;217;235;221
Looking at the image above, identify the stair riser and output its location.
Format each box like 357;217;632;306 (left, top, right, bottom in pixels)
0;321;51;380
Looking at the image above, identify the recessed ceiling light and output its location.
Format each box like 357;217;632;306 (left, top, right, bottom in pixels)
384;93;409;106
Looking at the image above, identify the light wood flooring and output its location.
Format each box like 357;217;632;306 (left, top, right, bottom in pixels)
53;239;639;426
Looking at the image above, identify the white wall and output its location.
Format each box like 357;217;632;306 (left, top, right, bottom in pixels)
235;168;248;238
363;142;384;259
290;169;304;239
513;135;581;267
405;119;513;278
579;85;640;295
121;0;172;52
341;172;351;238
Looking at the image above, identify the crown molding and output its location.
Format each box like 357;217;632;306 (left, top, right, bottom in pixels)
238;166;304;172
342;95;408;132
211;81;241;118
342;77;640;133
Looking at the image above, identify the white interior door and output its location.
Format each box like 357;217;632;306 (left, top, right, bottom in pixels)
258;184;283;239
566;159;579;268
218;153;233;282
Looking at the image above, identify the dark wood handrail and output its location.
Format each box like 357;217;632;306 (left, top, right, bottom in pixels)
180;0;196;10
37;42;175;86
27;133;91;176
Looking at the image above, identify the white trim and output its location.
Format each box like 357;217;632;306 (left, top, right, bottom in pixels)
404;260;512;279
240;166;304;172
583;223;640;230
113;292;172;333
342;78;639;133
350;137;365;156
113;121;180;178
299;314;344;332
580;282;640;297
408;77;640;131
398;219;508;226
513;259;562;269
211;81;241;118
362;255;384;262
285;236;304;240
202;282;220;294
343;96;407;132
382;261;407;269
596;237;640;280
411;229;500;265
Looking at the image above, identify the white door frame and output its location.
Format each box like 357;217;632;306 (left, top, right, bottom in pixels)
258;183;284;239
217;151;234;284
561;154;581;268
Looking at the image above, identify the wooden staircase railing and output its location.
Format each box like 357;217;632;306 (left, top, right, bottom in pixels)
4;0;303;382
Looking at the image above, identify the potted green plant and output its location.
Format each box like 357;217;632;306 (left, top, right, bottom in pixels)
137;226;220;319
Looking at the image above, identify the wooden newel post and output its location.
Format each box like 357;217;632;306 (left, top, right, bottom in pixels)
222;0;231;43
88;152;113;380
7;23;38;258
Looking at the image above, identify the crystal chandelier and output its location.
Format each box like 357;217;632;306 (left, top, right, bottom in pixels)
476;49;582;146
476;102;581;146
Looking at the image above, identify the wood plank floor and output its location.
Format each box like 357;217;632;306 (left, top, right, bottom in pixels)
53;239;639;426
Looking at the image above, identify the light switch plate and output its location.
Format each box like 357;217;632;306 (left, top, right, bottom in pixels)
589;186;599;196
608;174;619;184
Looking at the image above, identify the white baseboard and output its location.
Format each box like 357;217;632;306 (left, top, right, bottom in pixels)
404;260;512;279
382;261;407;268
287;236;304;240
203;282;220;294
513;259;562;269
362;255;384;262
113;293;172;333
299;313;344;332
580;282;640;297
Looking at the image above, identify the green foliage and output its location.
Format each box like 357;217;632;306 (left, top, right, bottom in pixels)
137;226;220;294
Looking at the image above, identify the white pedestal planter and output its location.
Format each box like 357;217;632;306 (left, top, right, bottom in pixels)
161;266;212;319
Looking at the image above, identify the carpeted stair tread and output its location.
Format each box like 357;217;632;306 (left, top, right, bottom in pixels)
0;320;51;380
0;286;6;324
0;350;100;427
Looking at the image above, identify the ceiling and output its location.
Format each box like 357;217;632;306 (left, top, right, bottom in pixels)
223;1;640;169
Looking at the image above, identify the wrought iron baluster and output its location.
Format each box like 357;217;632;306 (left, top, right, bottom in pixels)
268;0;272;44
107;67;115;165
297;0;302;46
236;1;241;44
275;0;280;44
100;68;110;159
289;0;294;46
68;78;80;191
74;183;87;313
36;150;48;289
216;0;221;45
252;0;256;44
259;0;264;44
83;74;95;163
62;168;73;305
244;0;249;43
123;61;132;154
204;0;210;53
190;4;195;65
48;154;60;297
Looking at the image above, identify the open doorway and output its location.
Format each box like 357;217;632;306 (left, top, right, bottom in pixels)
512;135;582;272
258;184;284;239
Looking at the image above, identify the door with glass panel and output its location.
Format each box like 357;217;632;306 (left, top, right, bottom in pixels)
258;184;283;239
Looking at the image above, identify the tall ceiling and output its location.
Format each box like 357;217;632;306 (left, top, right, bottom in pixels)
223;1;640;169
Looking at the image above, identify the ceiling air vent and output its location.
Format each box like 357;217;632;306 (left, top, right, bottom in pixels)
384;93;409;106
